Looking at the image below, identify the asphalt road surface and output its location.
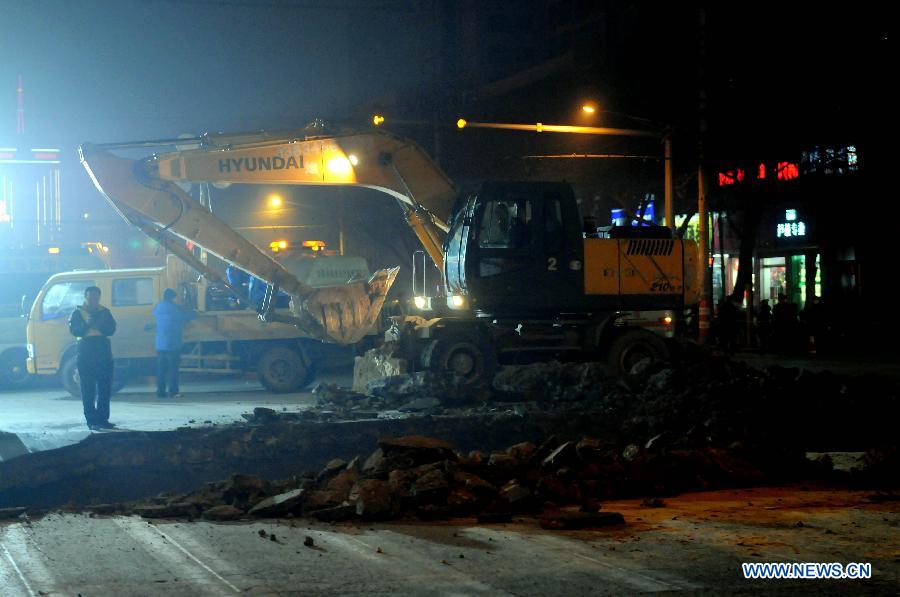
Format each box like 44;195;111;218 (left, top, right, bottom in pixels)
2;487;897;595
1;372;349;459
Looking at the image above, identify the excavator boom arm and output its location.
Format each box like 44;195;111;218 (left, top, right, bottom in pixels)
148;130;454;270
79;129;457;345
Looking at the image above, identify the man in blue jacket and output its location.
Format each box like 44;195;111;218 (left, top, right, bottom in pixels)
153;288;196;398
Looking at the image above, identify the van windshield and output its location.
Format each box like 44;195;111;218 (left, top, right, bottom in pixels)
41;281;95;321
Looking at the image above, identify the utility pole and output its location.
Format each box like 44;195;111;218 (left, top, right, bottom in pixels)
698;166;710;342
697;7;711;344
664;134;674;230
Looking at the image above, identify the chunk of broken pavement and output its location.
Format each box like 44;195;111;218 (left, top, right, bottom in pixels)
500;481;536;513
411;468;450;504
351;479;393;520
399;397;442;412
309;503;356;522
135;502;199;519
249;488;306;517
575;438;603;462
202;505;244;521
252;407;280;422
542;441;577;470
377;435;457;466
324;468;359;502
316;458;348;484
453;471;498;499
529;436;561;465
223;474;272;508
506;441;537;461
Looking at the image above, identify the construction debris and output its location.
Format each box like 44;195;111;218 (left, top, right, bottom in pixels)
1;346;897;520
108;433;633;527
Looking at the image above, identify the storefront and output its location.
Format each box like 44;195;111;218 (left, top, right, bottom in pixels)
709;206;824;311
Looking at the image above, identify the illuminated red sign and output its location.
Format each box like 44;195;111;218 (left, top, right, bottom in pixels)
776;161;799;181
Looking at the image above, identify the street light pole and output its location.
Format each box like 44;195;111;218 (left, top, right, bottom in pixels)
697;165;710;344
664;134;674;231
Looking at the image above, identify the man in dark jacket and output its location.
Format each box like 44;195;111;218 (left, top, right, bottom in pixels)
153;288;196;398
68;286;117;429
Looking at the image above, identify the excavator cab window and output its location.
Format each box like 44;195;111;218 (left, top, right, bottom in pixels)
478;200;532;250
544;197;564;253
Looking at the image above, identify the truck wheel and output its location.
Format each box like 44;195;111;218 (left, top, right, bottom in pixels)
607;329;669;376
60;356;128;398
257;345;314;393
0;348;32;390
428;332;497;385
60;355;81;398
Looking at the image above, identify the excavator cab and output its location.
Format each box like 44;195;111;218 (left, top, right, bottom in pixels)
444;181;584;316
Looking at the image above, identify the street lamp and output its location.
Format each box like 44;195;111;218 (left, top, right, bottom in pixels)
581;103;597;115
262;194;345;256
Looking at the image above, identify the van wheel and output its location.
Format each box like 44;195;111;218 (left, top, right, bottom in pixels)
607;329;669;376
0;348;32;389
257;346;314;393
60;355;81;398
60;355;128;398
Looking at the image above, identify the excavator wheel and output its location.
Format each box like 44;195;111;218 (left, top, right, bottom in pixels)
257;345;315;393
606;329;669;376
427;331;497;386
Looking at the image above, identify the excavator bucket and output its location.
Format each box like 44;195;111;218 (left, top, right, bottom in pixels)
296;267;399;344
80;143;398;345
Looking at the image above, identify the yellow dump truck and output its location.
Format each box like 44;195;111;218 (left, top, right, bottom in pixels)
26;253;370;396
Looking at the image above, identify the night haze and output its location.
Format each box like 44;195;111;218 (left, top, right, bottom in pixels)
1;3;897;595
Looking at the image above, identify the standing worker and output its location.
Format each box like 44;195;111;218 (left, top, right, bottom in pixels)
68;286;117;430
153;288;196;398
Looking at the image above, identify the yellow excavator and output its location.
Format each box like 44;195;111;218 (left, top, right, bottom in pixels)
80;125;700;383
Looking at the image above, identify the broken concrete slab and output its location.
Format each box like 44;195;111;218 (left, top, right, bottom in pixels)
202;504;244;521
352;343;407;394
134;502;200;519
249;488;306;517
351;479;393;520
542;441;577;470
0;431;29;462
309;504;356;522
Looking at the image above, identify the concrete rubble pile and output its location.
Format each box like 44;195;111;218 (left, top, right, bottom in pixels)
309;343;898;454
121;432;769;527
114;426;894;526
1;345;896;518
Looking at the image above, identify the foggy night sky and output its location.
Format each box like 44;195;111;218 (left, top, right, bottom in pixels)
1;0;418;218
0;1;893;238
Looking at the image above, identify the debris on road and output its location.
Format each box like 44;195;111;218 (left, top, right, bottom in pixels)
1;346;897;522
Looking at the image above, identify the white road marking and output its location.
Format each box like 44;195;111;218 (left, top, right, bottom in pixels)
528;533;704;592
338;529;512;596
328;530;513;596
113;518;240;593
1;542;37;597
148;525;241;593
1;523;61;597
